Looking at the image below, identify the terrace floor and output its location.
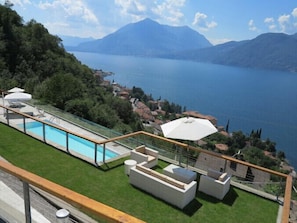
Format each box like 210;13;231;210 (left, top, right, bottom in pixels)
0;154;281;223
1;103;292;223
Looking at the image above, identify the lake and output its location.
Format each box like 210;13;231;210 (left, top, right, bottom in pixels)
71;51;297;169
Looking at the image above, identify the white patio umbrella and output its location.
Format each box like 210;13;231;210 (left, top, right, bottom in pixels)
7;87;25;93
161;117;218;166
4;92;32;102
161;117;218;141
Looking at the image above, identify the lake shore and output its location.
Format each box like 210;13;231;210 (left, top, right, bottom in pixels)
72;51;297;170
102;74;296;175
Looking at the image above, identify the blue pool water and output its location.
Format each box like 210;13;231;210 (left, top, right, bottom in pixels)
21;121;118;162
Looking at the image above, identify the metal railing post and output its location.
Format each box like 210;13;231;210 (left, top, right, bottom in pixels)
66;132;69;152
103;144;106;163
94;143;97;164
6;108;9;125
23;181;32;223
42;123;46;142
23;116;26;133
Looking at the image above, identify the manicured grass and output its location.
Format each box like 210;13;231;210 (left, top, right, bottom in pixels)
0;123;279;223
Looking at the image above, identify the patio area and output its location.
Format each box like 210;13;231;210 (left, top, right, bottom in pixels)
0;104;293;223
0;121;282;223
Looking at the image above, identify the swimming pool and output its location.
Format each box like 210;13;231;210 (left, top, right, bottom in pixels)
20;121;118;162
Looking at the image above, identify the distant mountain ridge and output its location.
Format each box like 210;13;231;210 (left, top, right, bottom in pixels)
174;32;297;72
67;18;212;56
60;35;95;47
66;18;297;73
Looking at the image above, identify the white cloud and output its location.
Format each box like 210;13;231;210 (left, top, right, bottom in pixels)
25;0;102;38
278;14;290;32
38;0;98;24
114;0;148;21
292;8;297;17
264;17;276;31
152;0;185;24
292;9;297;28
192;12;207;24
10;0;31;7
264;17;274;23
44;20;106;38
248;19;257;31
207;21;217;29
192;12;217;31
264;10;297;33
114;0;186;24
268;24;277;30
278;14;290;23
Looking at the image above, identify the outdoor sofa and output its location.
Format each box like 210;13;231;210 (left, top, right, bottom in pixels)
198;168;231;200
130;145;158;168
129;161;197;209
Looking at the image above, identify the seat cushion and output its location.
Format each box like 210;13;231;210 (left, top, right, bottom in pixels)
219;173;228;182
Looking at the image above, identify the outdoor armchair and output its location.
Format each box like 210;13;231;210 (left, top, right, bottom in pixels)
130;145;158;168
198;169;231;200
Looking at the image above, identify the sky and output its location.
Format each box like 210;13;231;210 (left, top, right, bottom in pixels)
1;0;297;45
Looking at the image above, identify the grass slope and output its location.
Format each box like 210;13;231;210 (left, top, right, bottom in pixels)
0;123;279;223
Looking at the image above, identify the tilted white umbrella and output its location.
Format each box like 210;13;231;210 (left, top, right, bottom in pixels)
7;87;25;93
4;92;32;102
161;117;218;141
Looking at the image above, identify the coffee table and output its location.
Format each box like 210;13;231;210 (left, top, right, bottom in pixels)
163;164;197;183
124;159;137;175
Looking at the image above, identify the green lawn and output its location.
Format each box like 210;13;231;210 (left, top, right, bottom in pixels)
0;123;279;223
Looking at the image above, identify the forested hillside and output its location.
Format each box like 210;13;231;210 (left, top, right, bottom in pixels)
0;4;142;133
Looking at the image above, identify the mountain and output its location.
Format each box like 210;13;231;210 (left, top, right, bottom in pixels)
68;18;212;56
66;18;297;73
59;35;95;47
177;32;297;72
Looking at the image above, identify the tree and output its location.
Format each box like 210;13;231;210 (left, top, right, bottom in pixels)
265;138;276;152
0;5;23;72
230;131;246;149
276;151;286;160
0;6;142;133
108;95;135;124
65;98;94;120
225;119;230;132
4;0;14;8
37;73;84;109
89;104;119;128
